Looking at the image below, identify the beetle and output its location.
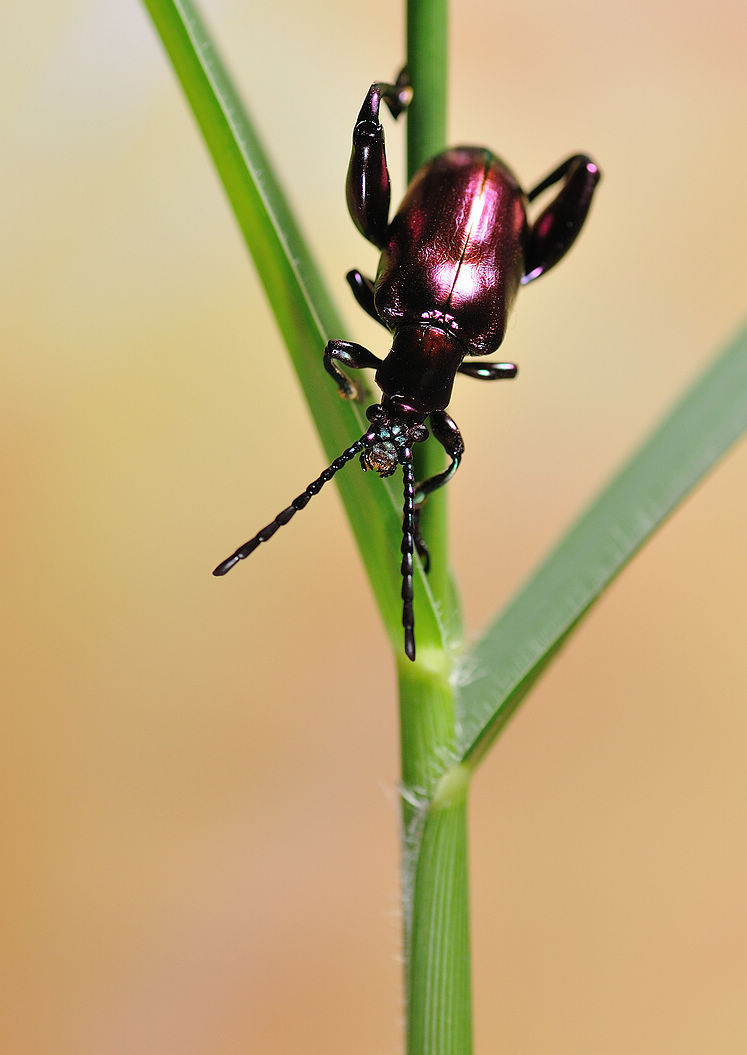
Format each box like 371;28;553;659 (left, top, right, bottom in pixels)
213;71;600;661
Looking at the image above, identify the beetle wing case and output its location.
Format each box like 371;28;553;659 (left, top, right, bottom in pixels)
374;147;527;355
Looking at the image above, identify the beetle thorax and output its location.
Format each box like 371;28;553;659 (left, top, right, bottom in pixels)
374;324;465;419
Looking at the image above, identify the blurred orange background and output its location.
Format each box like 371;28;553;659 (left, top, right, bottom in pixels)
2;1;745;1052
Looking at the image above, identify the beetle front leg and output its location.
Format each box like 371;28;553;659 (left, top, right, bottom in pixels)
346;69;412;249
323;340;384;400
414;411;465;502
523;154;601;284
458;360;518;381
412;411;465;572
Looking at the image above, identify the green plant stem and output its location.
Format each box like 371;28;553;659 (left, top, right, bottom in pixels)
398;656;457;955
406;0;452;616
400;664;471;1055
407;770;471;1055
400;4;472;1054
406;0;449;178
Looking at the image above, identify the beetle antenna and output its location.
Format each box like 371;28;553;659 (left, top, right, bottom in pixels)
213;437;367;576
401;455;417;662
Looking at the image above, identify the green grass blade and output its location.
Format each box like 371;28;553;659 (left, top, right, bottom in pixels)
405;0;453;631
406;0;448;180
141;0;445;653
397;6;475;1055
457;323;747;767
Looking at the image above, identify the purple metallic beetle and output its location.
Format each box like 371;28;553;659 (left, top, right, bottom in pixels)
214;71;600;661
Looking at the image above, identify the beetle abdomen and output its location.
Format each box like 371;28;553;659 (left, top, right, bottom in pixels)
375;147;528;354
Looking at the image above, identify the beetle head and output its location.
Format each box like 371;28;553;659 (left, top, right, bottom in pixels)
360;404;428;478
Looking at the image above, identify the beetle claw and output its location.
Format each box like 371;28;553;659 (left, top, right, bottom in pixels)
381;67;412;121
389;72;412;119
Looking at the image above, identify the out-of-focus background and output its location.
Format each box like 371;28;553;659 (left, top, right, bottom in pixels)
2;1;745;1052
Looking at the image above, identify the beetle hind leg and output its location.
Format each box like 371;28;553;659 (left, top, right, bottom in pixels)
347;69;412;249
523;154;600;284
458;360;518;381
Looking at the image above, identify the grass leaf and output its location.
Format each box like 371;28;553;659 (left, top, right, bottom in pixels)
142;0;445;652
457;323;747;767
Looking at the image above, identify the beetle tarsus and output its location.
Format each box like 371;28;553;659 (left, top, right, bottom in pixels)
386;67;412;120
358;69;412;126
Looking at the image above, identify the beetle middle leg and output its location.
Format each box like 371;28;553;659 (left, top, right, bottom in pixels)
458;360;518;381
323;339;384;400
411;410;465;572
